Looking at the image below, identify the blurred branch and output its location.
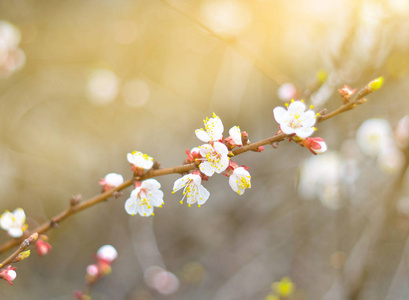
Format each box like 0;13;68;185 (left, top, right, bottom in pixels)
158;0;292;85
0;78;381;255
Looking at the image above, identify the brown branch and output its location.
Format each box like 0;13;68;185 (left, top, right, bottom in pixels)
0;79;381;255
0;233;38;267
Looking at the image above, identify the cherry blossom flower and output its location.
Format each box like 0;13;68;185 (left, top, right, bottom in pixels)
302;137;328;155
124;179;164;217
224;126;243;149
273;100;316;138
229;167;251;195
195;113;224;142
127;151;154;172
99;173;124;191
0;266;17;285
172;173;210;207
198;142;229;176
0;208;28;238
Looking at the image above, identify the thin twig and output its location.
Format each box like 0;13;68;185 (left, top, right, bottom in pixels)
0;79;380;255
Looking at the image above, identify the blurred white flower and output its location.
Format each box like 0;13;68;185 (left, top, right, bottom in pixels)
87;68;120;105
377;146;405;173
144;266;180;295
357;118;404;173
99;173;124;191
395;115;409;148
0;21;25;77
273;100;316;138
124;179;164;217
356;118;393;157
298;152;343;210
277;83;297;102
0;208;28;238
172;173;210;207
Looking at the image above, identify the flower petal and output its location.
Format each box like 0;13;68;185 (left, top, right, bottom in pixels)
199;161;215;176
295;127;315;139
197;185;210;205
195;129;210;142
142;179;161;190
273;107;288;124
124;197;138;216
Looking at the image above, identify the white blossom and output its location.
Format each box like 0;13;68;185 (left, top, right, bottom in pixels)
198;142;229;176
195;113;224;142
172;174;210;207
273;100;316;138
229;126;242;146
229;167;251;195
0;208;28;238
127;151;154;170
124;179;164;217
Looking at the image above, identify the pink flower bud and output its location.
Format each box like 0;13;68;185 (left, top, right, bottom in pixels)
35;238;52;256
0;266;17;285
302;137;328;155
96;245;118;264
86;264;100;284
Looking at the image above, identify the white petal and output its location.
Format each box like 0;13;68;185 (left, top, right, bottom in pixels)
173;177;186;192
273;107;288;124
127;153;135;164
199;161;215;176
207;117;224;140
142;179;161;190
199;144;212;156
8;227;23;238
195;129;210;142
191;174;202;185
280;124;296;135
229;126;242;145
229;175;239;193
124;197;138;216
213;142;228;156
288;101;306;113
0;212;12;230
295;127;315;139
303;110;316;127
138;204;153;217
215;156;229;173
149;190;164;207
141;159;154;169
197;185;210;205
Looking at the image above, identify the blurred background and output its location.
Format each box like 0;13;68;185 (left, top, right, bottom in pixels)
1;0;409;299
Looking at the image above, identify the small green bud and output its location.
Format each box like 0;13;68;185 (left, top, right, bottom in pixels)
369;77;383;91
13;250;31;262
